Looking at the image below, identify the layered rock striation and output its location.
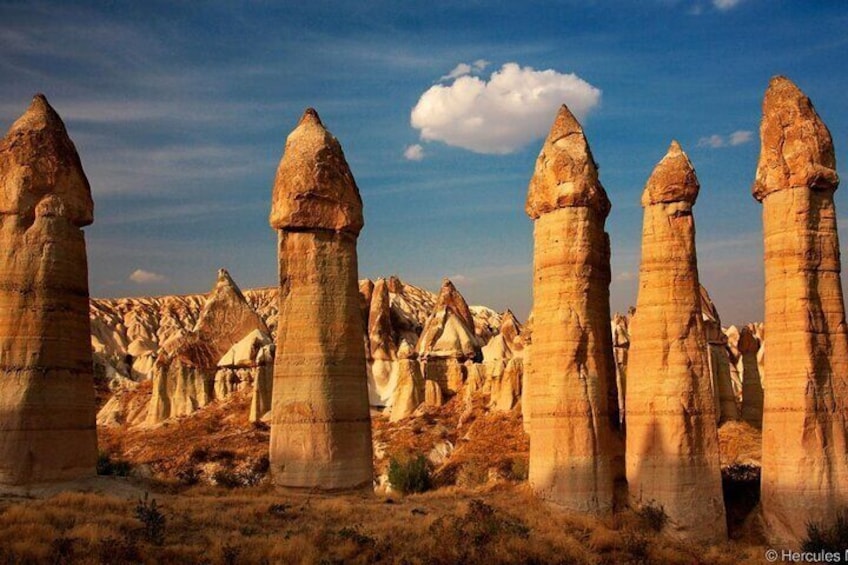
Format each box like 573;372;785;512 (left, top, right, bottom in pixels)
0;95;98;484
625;141;726;541
754;76;848;543
525;105;622;514
269;109;373;490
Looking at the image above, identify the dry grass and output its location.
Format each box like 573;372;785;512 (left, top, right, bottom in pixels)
717;421;762;467
0;482;767;565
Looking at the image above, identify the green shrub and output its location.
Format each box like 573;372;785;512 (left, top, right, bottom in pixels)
135;493;166;546
388;455;432;494
96;452;132;477
803;509;848;553
636;502;668;532
509;457;529;481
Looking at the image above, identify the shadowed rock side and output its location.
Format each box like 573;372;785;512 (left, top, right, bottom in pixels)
625;142;726;542
700;285;741;423
0;95;97;484
754;76;848;544
738;325;763;428
525;105;622;514
269;108;373;490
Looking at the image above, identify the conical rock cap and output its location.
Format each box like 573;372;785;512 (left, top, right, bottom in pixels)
526;104;610;219
270;108;363;234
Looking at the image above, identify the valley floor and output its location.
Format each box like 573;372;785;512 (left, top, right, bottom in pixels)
0;479;769;565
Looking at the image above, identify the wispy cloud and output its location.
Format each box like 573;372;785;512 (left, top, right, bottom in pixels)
403;144;425;161
713;0;743;11
438;59;489;82
411;62;601;154
697;129;753;149
129;269;168;284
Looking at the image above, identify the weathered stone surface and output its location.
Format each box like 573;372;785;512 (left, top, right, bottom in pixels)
491;358;523;412
423;379;443;408
754;76;848;544
269;109;363;234
416;279;479;362
0;95;98;485
194;269;270;358
738;326;763;429
367;278;399;406
482;309;524;363
525;105;622;514
389;342;424;422
611;312;630;425
269;109;372;490
249;345;274;423
147;270;268;424
700;285;740;423
625;141;726;541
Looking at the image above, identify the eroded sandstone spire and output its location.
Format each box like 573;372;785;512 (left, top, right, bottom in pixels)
367;278;398;406
0;94;97;484
525;104;622;514
269;108;373;490
754;76;848;543
625;142;726;541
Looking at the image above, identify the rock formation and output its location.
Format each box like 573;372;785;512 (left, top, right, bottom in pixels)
754;76;848;543
490;358;523;412
0;94;98;484
625;141;726;541
738;325;763;428
147;269;267;424
367;278;399;406
269;108;373;490
611;312;630;425
525;105;622;514
389;341;424;422
700;285;740;423
417;279;480;395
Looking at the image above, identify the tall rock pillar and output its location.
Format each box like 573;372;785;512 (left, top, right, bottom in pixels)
754;76;848;543
269;109;373;490
0;95;97;484
625;141;726;541
525;105;622;514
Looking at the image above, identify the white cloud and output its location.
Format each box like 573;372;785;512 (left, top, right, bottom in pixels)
698;130;753;149
129;269;167;284
729;130;753;146
698;134;725;148
448;274;472;285
411;62;602;154
403;144;425;161
615;271;637;282
472;59;489;71
713;0;742;10
440;63;473;82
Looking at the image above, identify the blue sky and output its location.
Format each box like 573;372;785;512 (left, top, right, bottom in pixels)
1;1;847;325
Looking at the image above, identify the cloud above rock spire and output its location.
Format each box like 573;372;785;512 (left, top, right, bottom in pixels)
410;62;601;155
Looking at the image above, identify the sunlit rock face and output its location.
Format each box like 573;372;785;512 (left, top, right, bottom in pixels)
268;109;373;491
525;105;622;515
0;95;98;485
754;76;848;545
146;269;269;425
625;141;727;542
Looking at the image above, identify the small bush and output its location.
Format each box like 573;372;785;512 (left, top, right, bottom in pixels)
637;502;668;532
48;536;76;564
221;542;241;565
509;457;529;481
803;509;848;553
429;499;530;562
621;531;650;561
456;459;489;488
388;455;432;494
98;534;142;565
176;466;201;486
337;526;376;548
135;493;166;546
213;468;243;489
96;452;132;477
